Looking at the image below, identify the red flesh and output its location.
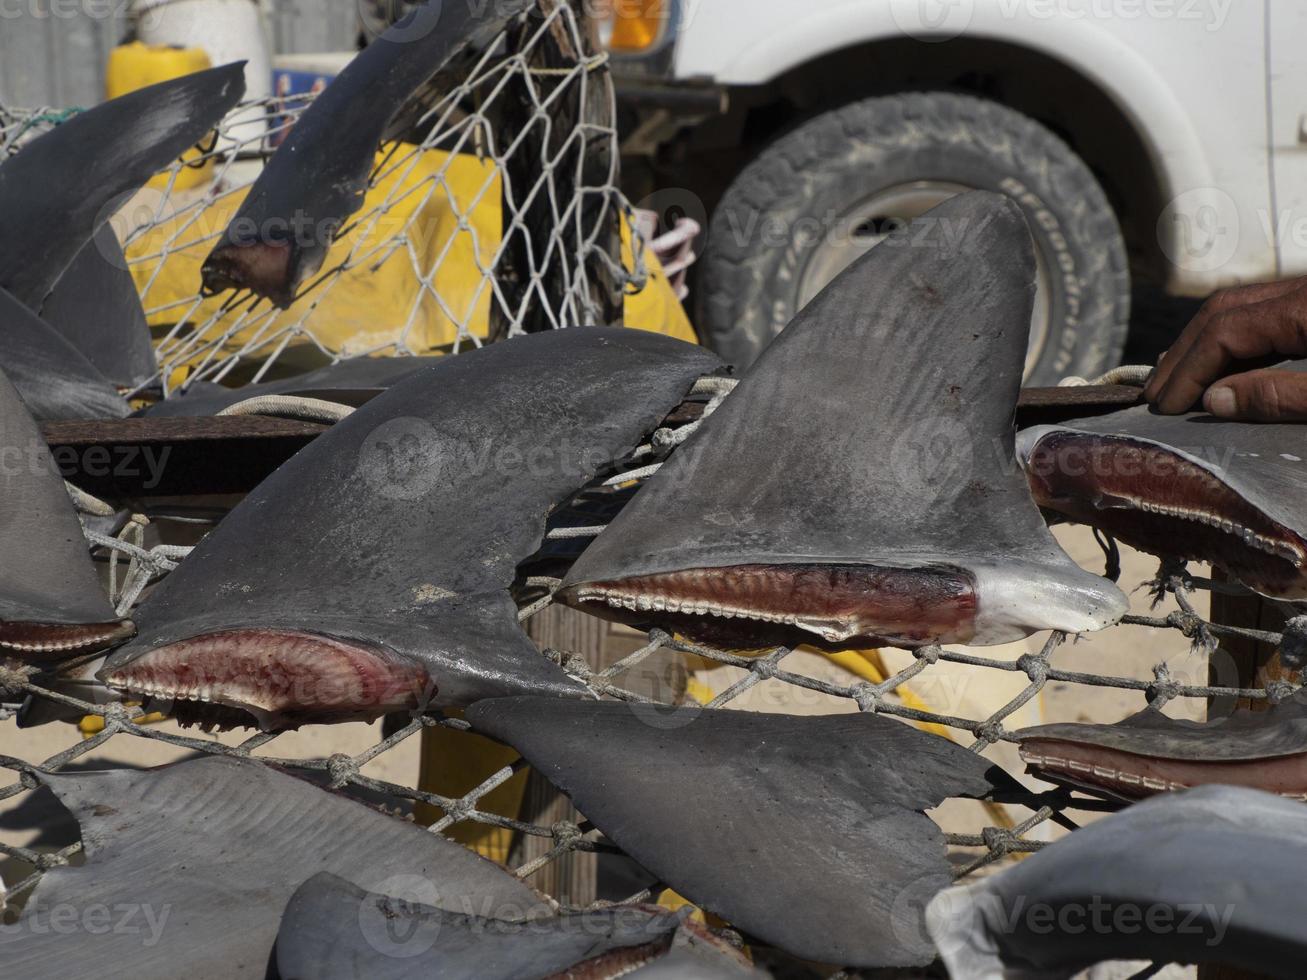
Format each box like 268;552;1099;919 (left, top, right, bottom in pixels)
1022;737;1307;802
202;241;294;306
0;618;135;662
102;628;430;729
562;563;978;650
1026;432;1307;597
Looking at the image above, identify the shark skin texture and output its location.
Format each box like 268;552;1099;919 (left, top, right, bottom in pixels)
0;756;548;980
99;328;722;731
1015;688;1307;803
1019;383;1307;599
0;365;133;661
39;225;157;392
202;0;533;307
559;192;1128;651
927;785;1307;980
0;63;245;310
465;696;1002;968
0;285;129;421
273;872;686;980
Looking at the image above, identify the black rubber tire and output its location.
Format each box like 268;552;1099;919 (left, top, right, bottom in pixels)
697;92;1130;384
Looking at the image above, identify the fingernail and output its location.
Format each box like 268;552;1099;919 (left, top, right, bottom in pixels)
1206;386;1237;417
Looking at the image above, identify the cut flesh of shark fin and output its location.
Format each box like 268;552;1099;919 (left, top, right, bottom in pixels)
1016;689;1307;802
1018;392;1307;599
0;365;133;661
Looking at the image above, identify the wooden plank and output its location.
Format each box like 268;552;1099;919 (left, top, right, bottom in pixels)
1015;384;1144;426
1200;572;1294;980
1207;572;1292;714
38;385;1142;497
41;415;327;498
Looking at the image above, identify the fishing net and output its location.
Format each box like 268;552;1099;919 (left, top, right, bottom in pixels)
3;379;1297;974
3;0;656;399
0;5;1292;974
0;107;82;159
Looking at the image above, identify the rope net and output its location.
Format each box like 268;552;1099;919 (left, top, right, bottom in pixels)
0;6;1292;973
4;0;644;399
3;387;1297;967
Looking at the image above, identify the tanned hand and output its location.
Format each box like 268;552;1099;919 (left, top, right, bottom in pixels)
1144;277;1307;421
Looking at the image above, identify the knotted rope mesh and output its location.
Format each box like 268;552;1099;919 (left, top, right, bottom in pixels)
4;398;1299;947
4;0;641;398
1;5;1299;971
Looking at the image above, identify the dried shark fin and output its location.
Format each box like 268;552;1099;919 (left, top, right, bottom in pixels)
1016;689;1307;802
101;329;722;730
0;286;129;421
927;785;1307;978
39;225;156;391
1019;391;1307;599
0;365;132;661
465;697;1001;968
0;63;245;309
274;872;682;980
142;355;436;417
0;756;547;977
202;0;533;307
560;192;1128;648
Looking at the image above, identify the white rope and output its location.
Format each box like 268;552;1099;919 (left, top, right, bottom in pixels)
544;526;604;539
217;395;356;424
1059;364;1153;387
64;482;116;518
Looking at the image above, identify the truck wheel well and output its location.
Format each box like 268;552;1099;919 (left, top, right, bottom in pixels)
666;36;1167;284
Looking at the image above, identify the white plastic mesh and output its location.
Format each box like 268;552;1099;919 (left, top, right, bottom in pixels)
1;7;1296;970
7;1;642;399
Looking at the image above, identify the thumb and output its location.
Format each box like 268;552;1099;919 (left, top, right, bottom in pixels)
1203;368;1307;421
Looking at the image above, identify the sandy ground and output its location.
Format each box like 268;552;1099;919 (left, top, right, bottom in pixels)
1;528;1209;976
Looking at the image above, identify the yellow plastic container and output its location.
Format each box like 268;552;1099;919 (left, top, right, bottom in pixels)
106;41;216;190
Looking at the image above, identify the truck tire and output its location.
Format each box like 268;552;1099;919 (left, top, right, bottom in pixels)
698;92;1130;384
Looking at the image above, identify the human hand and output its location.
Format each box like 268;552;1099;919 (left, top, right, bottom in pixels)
1144;277;1307;420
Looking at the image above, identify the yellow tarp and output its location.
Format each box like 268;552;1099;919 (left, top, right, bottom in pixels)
127;145;696;380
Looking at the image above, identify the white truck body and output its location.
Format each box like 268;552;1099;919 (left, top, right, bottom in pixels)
647;0;1307;296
